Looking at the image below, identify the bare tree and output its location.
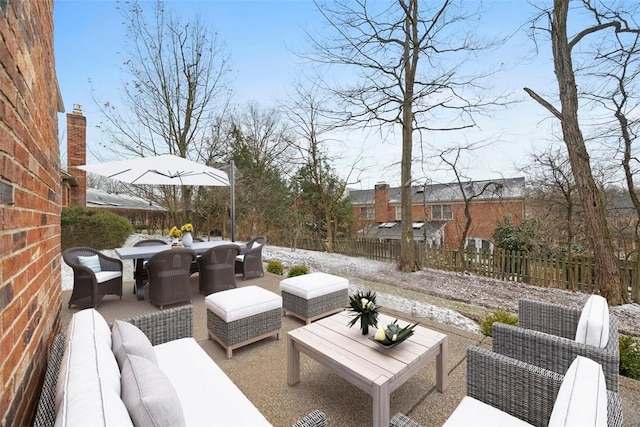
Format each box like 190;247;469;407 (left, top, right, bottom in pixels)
307;0;501;272
94;0;232;223
438;147;504;255
524;0;640;304
526;148;582;290
282;80;362;252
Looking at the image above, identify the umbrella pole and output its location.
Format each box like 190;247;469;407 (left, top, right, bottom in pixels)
230;160;236;242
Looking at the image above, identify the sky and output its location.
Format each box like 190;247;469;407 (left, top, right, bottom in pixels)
53;0;564;189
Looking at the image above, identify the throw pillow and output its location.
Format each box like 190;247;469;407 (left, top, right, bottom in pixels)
251;241;262;250
575;295;610;348
112;320;158;369
121;355;186;427
77;255;102;273
548;356;607;427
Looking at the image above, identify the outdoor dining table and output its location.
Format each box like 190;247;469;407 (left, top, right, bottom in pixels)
115;240;242;300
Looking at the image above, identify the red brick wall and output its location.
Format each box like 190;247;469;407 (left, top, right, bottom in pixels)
443;200;524;249
0;1;63;425
67;108;86;206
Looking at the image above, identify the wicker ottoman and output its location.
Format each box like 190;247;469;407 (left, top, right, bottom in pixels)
205;286;282;358
280;272;349;324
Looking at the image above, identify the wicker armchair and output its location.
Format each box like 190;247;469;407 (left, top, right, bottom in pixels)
197;244;239;295
492;299;620;391
235;236;266;280
389;346;623;427
62;247;123;308
145;248;196;309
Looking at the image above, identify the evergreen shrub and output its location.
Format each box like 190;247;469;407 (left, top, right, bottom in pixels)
287;265;309;278
479;309;518;337
61;207;132;251
267;260;284;275
619;335;640;380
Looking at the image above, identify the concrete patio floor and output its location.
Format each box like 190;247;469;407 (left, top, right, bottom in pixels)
60;272;640;427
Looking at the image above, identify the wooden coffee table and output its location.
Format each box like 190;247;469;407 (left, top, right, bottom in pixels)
287;311;448;427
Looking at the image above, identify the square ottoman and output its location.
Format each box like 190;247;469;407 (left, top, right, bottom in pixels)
280;272;349;324
205;286;282;358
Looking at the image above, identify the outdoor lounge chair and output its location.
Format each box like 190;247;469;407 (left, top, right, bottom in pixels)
492;297;620;391
235;236;266;280
389;346;623;427
145;248;196;309
197;244;240;295
62;247;123;308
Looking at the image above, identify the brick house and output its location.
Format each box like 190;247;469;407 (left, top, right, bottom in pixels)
348;177;526;250
1;1;64;425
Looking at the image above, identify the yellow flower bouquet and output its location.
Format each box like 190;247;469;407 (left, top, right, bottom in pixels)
169;226;182;238
181;223;194;233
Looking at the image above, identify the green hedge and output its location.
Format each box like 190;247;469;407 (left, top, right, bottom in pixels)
61;207;132;251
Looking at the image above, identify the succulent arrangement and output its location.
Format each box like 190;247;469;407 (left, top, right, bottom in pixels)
373;319;419;347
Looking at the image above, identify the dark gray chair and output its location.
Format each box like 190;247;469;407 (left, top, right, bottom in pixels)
62;247;123;308
132;239;169;292
197;244;240;295
145;248;196;309
235;236;266;280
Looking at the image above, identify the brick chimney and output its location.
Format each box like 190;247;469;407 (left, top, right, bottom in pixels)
374;182;389;222
67;104;86;207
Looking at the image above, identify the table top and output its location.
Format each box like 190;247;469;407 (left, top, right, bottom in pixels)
288;311;447;393
114;240;242;260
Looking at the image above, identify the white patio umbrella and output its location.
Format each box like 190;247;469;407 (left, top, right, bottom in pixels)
77;154;237;240
76;154;229;186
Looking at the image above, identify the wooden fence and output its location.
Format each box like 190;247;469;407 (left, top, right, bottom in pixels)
290;238;639;302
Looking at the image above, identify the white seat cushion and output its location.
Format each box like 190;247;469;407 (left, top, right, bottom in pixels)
280;272;349;299
575;295;610;348
236;254;245;262
443;396;533;427
154;338;270;426
548;356;607;427
205;285;282;322
94;271;122;284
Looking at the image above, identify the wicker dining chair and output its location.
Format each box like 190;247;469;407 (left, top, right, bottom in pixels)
235;236;266;280
145;248;196;309
492;298;620;392
62;247;123;308
131;239;169;290
197;244;240;295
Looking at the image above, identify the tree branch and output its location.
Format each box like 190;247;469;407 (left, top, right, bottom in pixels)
524;87;562;120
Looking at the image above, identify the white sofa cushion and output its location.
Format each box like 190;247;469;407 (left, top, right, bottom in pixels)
121;355;185;427
55;334;130;426
78;254;101;273
205;285;282;322
280;272;349;299
112;320;158;369
94;271;122;284
548;356;607;427
154;337;271;426
443;396;533;427
67;308;112;347
575;295;610;348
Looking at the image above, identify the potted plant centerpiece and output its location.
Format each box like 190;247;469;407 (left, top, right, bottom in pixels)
347;290;379;335
181;223;194;247
169;226;182;247
373;319;419;348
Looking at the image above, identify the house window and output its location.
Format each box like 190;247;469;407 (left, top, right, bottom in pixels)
395;205;401;220
360;206;374;220
431;204;452;220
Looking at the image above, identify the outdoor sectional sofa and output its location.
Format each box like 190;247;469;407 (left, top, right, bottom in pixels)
33;305;326;427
